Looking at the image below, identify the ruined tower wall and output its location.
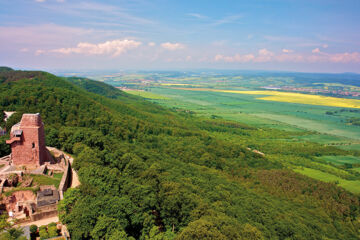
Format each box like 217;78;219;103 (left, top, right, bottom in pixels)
8;114;51;166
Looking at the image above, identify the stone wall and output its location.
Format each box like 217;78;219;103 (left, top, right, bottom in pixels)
58;159;72;200
30;208;58;221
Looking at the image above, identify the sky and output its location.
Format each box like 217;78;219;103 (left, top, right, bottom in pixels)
0;0;360;73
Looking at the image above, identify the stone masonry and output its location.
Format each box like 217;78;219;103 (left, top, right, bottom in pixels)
6;113;52;167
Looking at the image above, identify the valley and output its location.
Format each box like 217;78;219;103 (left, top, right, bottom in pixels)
1;68;360;239
79;71;360;194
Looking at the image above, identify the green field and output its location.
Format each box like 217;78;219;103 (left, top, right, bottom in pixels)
148;87;360;141
294;167;360;194
124;90;170;100
31;173;63;188
336;143;360;150
102;72;360;195
319;155;360;165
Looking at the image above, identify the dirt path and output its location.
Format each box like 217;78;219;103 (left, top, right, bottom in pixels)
71;169;80;188
17;216;59;227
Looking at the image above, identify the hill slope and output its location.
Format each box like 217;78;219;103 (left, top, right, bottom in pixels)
0;69;359;240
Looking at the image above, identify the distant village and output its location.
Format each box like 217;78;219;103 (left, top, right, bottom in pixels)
0;112;79;239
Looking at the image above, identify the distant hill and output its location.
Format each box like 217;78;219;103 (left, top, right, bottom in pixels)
240;71;360;87
0;66;13;73
66;77;128;99
0;69;359;239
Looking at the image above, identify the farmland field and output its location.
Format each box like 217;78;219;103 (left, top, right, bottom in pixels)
294;168;360;194
144;87;360;141
124;90;169;100
101;71;360;194
173;88;360;108
318;155;360;165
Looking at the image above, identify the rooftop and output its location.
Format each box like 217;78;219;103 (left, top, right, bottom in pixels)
20;113;42;127
37;188;60;207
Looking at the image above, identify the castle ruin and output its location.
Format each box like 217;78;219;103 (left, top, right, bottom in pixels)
6;113;52;166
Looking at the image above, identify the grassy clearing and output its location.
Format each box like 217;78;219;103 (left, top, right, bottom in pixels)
125;90;169;100
318;155;360;165
3;187;39;197
252;113;360;140
296;134;351;144
160;83;202;87
174;88;360;108
336;144;360;151
294;167;360;194
31;173;63;188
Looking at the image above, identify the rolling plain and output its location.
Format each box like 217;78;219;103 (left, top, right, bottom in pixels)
88;71;360;193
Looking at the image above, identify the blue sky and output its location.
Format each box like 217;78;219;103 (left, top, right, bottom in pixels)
0;0;360;72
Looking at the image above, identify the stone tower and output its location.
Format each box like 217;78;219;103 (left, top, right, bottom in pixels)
6;113;51;166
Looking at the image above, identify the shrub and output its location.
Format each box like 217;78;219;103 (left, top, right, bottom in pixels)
48;225;58;238
48;222;57;228
38;225;47;232
29;224;38;234
39;229;49;240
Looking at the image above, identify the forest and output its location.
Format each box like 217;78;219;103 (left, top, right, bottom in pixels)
0;67;360;239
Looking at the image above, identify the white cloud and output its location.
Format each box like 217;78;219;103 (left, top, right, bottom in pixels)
322;44;329;48
275;54;304;62
19;48;29;52
255;48;274;62
258;48;274;56
282;49;293;53
214;48;360;64
215;53;255;63
312;48;321;53
161;42;185;51
35;0;46;2
329;52;360;63
35;50;45;56
148;42;156;47
51;39;141;56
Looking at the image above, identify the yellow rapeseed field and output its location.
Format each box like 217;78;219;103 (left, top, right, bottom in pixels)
160;83;202;86
175;88;360;108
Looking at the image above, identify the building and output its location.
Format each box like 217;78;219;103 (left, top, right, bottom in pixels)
6;113;52;167
36;188;60;209
31;188;60;221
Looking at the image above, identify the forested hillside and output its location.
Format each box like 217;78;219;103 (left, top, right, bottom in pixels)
0;68;359;240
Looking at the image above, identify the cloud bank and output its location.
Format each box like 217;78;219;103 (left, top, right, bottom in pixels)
215;49;360;64
161;42;185;50
51;39;141;56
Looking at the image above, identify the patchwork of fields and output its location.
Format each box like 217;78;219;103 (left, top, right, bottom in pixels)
145;87;360;140
174;88;360;108
109;74;360;194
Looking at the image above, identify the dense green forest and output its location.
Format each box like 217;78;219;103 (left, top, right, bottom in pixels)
0;68;360;239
